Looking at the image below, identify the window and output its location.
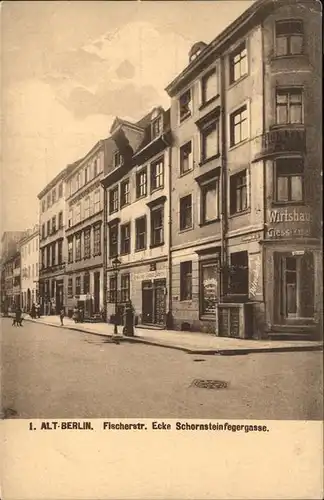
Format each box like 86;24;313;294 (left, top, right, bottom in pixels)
230;105;248;146
93;225;101;256
47;220;51;236
84;165;89;184
113;151;122;168
151;158;164;191
75;233;81;261
230;42;248;83
201;180;219;223
46;246;50;268
109;275;117;303
36;239;38;251
58;211;63;229
42;223;45;239
41;248;45;269
275;158;303;202
32;264;35;278
151;116;162;139
180;142;192;175
121;223;131;255
68;237;73;263
276;20;303;56
201;261;218;315
68;278;73;297
120;180;130;207
75;203;81;224
84;228;91;259
151;206;164;247
93;158;98;178
36;263;38;276
201;121;219;161
57;240;63;265
76;171;81;191
75;276;81;296
47;193;51;209
51;242;56;266
68;209;73;228
83;272;90;294
230;170;248;214
136;168;147;198
179;89;191;122
202;69;217;104
229;251;248;295
28;265;31;278
120;274;130;303
179;195;192;231
84;197;90;219
276;89;303;125
109;187;118;214
58;183;63;198
41;200;46;213
52;188;56;205
180;261;192;301
52;216;56;234
109;224;118;258
94;190;101;213
135;216;146;251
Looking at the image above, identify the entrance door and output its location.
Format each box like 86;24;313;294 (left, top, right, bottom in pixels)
142;281;153;324
154;279;166;325
141;279;166;325
94;272;100;313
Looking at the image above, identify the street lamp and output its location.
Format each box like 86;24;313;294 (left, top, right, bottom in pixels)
112;256;121;335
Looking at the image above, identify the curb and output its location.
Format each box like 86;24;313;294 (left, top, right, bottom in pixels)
20;317;324;356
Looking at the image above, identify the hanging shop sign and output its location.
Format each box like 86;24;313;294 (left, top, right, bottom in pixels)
266;208;312;239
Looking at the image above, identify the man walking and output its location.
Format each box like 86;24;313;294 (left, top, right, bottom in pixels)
59;308;65;326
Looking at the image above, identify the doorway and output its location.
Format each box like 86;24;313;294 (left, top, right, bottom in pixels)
94;272;100;313
142;279;166;325
56;280;64;314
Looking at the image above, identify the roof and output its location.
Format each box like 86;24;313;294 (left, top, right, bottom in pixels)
37;161;82;199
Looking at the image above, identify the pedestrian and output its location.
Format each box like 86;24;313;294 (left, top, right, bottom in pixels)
59;308;65;326
73;306;79;323
35;303;41;318
30;303;36;319
13;306;23;327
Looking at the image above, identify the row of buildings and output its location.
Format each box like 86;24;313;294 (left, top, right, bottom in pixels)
1;0;322;340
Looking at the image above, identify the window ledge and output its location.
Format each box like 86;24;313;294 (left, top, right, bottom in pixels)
270;123;305;130
150;242;164;249
179;112;191;124
135;247;146;253
228;72;248;90
271;53;306;62
198;95;219;111
271;201;305;207
199;218;220;227
199;153;220;167
136;194;147;201
179;168;193;178
228;138;250;152
179;226;193;234
150;186;164;195
120;252;130;256
229;209;250;219
120;202;131;209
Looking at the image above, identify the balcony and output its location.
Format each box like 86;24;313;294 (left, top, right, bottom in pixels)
253;127;306;161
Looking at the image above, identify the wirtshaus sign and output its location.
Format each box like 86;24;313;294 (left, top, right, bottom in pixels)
266;207;312;238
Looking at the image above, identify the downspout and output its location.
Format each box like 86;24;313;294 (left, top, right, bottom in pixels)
220;54;228;303
102;177;108;322
261;20;267;338
162;134;173;329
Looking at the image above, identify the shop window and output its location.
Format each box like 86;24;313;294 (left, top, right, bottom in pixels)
229;251;249;295
201;179;219;224
229;42;248;83
151;206;164;247
109;187;118;214
151;158;164;192
93;225;101;256
68;237;73;263
275;158;303;203
136;168;147;198
109;224;118;258
200;260;218;315
230;170;248;214
276;88;303;125
120;223;131;255
109;275;117;303
120;274;130;303
75;276;81;296
180;261;192;301
179;89;191;122
180;141;193;175
230;105;248;146
121;179;130;207
201;121;219;162
135;216;146;251
201;69;218;104
275;20;303;57
75;233;81;261
84;228;91;259
179;195;192;231
83;272;90;295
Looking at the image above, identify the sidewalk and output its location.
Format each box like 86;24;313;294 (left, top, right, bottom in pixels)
17;314;323;355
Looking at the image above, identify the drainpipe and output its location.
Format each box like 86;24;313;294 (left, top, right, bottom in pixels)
162;135;173;329
220;54;228;302
102;179;108;322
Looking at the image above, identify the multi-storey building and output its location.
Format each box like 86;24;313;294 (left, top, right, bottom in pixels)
0;231;26;312
38;165;74;315
165;0;322;338
64;139;115;318
19;225;40;311
102;107;172;326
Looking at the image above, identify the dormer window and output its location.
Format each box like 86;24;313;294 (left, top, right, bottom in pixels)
152;115;162;139
113;151;122;168
179;89;192;122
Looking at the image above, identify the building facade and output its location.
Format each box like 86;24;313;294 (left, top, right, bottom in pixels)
0;231;26;312
38;166;73;315
64;139;115;318
166;0;322;338
19;226;40;311
102;107;172;326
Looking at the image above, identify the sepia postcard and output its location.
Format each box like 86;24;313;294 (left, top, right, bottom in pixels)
1;0;323;499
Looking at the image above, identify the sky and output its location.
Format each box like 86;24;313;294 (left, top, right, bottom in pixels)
1;0;254;233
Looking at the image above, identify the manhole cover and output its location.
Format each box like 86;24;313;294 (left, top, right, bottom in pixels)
190;379;228;390
2;407;18;419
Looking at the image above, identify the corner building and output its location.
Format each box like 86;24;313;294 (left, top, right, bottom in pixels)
166;0;322;339
102;107;171;326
